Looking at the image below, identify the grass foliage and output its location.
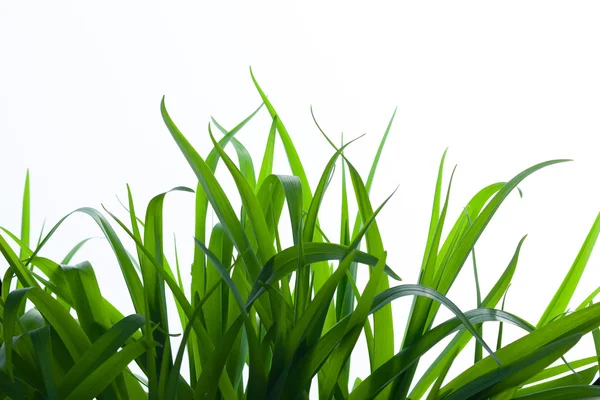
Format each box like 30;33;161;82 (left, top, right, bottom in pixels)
2;71;600;399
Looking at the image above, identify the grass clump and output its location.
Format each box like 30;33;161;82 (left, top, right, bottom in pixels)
2;70;600;399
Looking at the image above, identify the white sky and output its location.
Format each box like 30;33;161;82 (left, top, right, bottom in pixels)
2;1;600;395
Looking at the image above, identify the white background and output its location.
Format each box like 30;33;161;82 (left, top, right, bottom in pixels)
2;1;600;394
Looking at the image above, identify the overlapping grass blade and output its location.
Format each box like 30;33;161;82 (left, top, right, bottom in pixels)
57;314;146;397
514;365;597;398
63;338;152;400
513;385;600;400
161;97;262;280
347;306;531;400
29;326;56;400
319;252;387;399
409;235;526;399
441;333;582;400
438;300;600;397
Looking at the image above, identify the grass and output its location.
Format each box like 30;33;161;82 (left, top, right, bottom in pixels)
2;69;600;399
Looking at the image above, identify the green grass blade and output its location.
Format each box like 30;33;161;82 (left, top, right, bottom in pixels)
250;68;312;202
513;385;600;400
274;249;359;390
433;159;570;313
161;97;262;280
60;237;95;264
0;371;37;400
141;186;193;394
27;208;145;315
165;302;205;400
194;237;267;398
303;137;362;245
57;314;145;397
14;170;32;315
442;333;582;400
537;211;600;327
104;206;239;395
497;285;510;351
4;288;92;379
211;118;257;191
426;347;458;400
247;187;400;307
192;103;262;305
409;236;525;399
514;365;597;398
400;165;456;384
439;300;600;396
336;134;354;321
204;223;233;345
521;356;597;386
468;212;483;364
29;326;56;400
257;116;278;189
432;182;505;282
0;231;38;288
319;252;388;399
407;161;570;400
63;339;152;400
193;317;244;400
347;307;531;400
370;285;500;363
208;124;275;264
19;169;30;262
421;150;447;277
61;262;111;341
345;161;395;375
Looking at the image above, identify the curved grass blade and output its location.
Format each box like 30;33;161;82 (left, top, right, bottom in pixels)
247;187;400;307
4;288;92;378
25;207;145;314
370;284;500;363
438;300;600;396
348;308;533;400
442;333;582;400
433;159;570;314
391;159;570;398
61;262;111;341
409;236;526;399
142;186;193;394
